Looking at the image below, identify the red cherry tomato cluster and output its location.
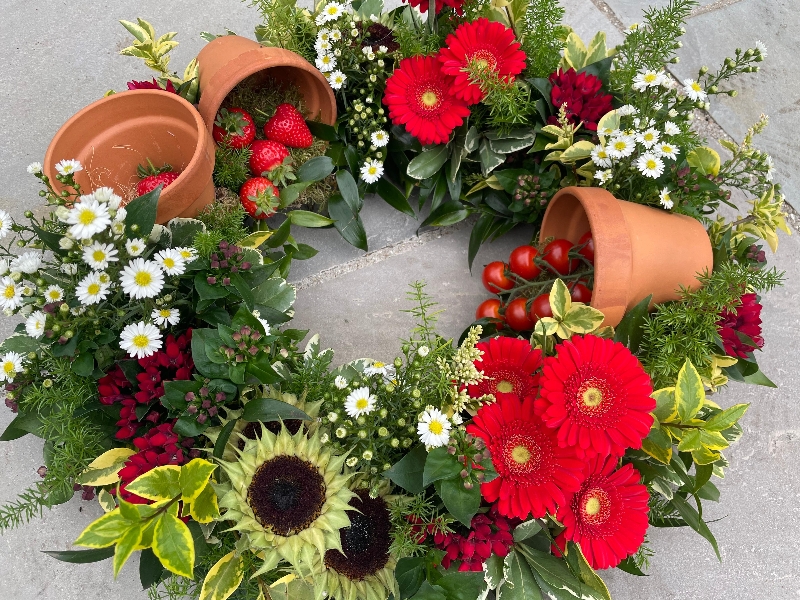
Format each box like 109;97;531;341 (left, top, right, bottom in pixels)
476;232;596;332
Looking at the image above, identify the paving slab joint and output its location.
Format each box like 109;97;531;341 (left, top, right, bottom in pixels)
690;0;745;18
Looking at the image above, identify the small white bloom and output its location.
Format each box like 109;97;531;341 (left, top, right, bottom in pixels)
96;271;111;285
345;386;377;418
591;144;612;168
60;263;78;276
655;142;679;160
334;375;349;389
82;242;118;270
151;307;180;327
315;39;331;52
322;1;344;21
316;53;337;72
318;29;331;42
668;108;679;118
636;128;660;148
175;246;198;262
633;70;663;91
0;276;23;311
54;159;83;177
64;198;111;239
659;187;674;210
616;104;638;117
754;40;767;58
119;321;163;359
624;23;639;35
154;248;186;276
330;28;341;40
25;310;47;338
682;78;707;102
75;272;110;305
636;153;665;178
371;131;389;147
27;162;42;175
764;155;775;181
595;169;613;184
43;285;64;302
417;345;430;358
112;207;127;223
0;259;8;275
120;258;164;299
417;408;451;448
607;135;636;159
379;45;388;54
663;121;680;136
0;209;11;240
11;251;43;275
364;361;391;377
0;351;25;382
328;70;347;90
360;159;384;184
125;238;146;257
59;236;75;250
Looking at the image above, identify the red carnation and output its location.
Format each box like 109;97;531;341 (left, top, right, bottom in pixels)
547;68;613;132
438;18;527;105
402;0;464;14
467;395;584;520
383;55;470;146
535;335;655;457
717;293;764;358
467;336;542;401
434;504;516;571
126;78;178;94
555;455;650;570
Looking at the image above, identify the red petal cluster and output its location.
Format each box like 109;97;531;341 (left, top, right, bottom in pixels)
383;55;470;146
555;455;650;569
438;18;527;105
467;336;542;401
717;293;764;358
547;68;613;131
434;505;516;571
402;0;464;14
126;78;178;94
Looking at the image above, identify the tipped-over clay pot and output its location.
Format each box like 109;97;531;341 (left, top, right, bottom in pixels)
195;35;337;133
43;90;215;224
540;186;713;327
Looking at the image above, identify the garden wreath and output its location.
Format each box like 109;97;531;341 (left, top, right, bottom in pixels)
0;0;791;599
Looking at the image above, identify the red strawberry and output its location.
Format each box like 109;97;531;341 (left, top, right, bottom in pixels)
249;140;296;186
239;177;280;220
263;103;313;148
213;107;256;149
136;160;180;197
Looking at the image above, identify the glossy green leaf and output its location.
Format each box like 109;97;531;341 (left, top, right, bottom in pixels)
153;513;195;579
376;178;415;217
384;444;427;494
422;447;463;487
549;279;572;320
190;482;220;524
74;510;129;548
199;551;245;600
411;581;447;600
670;495;720;560
179;459;217;503
139;548;165;590
651;387;677;423
241;398;311;423
522;546;604;600
125;465;181;502
499;549;542;600
396;556;425;600
42;547;115;563
297;155;335;182
705;403;749;431
124;187;160;237
512;519;542;542
613;295;652;354
437;477;481;527
675;361;705;423
407;145;449;180
213;420;238;459
328;192;368;251
114;522;144;577
288;210;334;227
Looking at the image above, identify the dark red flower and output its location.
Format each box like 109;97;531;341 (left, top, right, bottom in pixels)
547;68;613;132
126;78;178;94
717;293;764;358
402;0;464;14
434;504;516;571
467;336;542;401
555;455;650;570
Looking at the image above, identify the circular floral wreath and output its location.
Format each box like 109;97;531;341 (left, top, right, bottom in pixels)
0;0;791;599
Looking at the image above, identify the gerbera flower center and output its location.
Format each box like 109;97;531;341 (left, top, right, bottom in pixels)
248;455;326;536
582;386;603;407
78;209;96;225
134;272;152;286
579;487;611;526
511;445;530;464
496;380;514;394
420;90;440;109
468;50;498;72
564;368;622;425
132;334;150;349
502;433;541;475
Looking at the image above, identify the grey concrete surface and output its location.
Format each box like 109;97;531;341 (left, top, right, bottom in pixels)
0;0;798;598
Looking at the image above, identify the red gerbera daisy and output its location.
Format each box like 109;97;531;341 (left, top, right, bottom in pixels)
402;0;465;14
383;55;471;146
467;336;543;400
717;293;764;358
547;68;613;132
438;18;527;105
555;455;650;570
535;335;655;457
466;395;585;520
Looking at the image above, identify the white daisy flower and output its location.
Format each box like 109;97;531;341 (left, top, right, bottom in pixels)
96;271;111;285
417;408;451;448
754;40;767;58
682;78;707;102
60;263;78;276
119;321;163;359
360;159;384;184
636;128;660;148
125;238;146;257
75;273;110;305
175;246;198;262
0;259;8;275
328;70;347;90
607;135;636;159
417;345;430;358
616;105;638;117
112;207;127;223
321;2;344;21
10;251;43;275
344;386;376;418
82;242;118;270
659;187;674;210
55;159;83;177
43;285;64;303
764;155;774;181
315;39;331;52
154;248;186;276
25;310;47;338
378;45;388;54
334;375;348;389
0;276;23;311
591;144;612;168
315;53;337;73
64;198;111;239
0;351;24;382
636;153;665;178
655;142;679;160
317;29;331;42
120;258;164;299
595;169;613;184
632;70;663;91
364;361;392;377
330;29;341;40
0;209;11;239
371;131;389;147
663;121;680;136
27;162;43;175
151;307;180;327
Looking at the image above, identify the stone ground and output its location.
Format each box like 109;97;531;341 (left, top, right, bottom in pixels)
1;0;799;598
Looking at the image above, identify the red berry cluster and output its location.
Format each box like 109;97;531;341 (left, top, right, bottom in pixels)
434;506;516;571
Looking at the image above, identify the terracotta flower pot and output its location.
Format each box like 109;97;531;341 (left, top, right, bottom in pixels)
195;35;337;133
540;186;713;327
43;90;215;224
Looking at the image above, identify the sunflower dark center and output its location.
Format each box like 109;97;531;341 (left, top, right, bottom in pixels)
342;512;373;554
248;455;326;536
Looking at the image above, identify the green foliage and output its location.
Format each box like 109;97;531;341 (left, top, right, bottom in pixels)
247;0;316;61
393;8;449;59
193;195;249;257
520;0;566;78
213;146;252;192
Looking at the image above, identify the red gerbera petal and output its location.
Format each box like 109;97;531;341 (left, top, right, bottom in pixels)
467;336;543;400
467;395;584;520
555;455;650;569
535;335;655;457
403;0;465;14
383;55;471;146
438;18;527;104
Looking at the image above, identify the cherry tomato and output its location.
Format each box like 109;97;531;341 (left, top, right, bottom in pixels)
530;294;554;321
476;299;504;322
481;261;514;293
569;283;593;303
509;245;542;280
577;230;595;264
504;297;534;331
542;239;580;275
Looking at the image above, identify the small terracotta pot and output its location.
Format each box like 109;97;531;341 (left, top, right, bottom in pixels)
196;35;337;133
43;90;215;224
540;186;713;327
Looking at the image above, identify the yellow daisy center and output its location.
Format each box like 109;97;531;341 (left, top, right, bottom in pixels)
132;334;150;349
373;362;385;368
179;250;191;259
327;6;338;14
78;209;96;225
646;159;657;169
368;167;378;175
3;362;14;374
496;380;514;394
92;250;105;262
3;285;15;299
614;140;627;151
48;291;59;299
582;387;603;407
429;420;443;435
87;283;101;296
356;398;369;410
163;258;175;269
691;82;702;92
159;309;172;318
134;271;152;286
511;445;530;464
